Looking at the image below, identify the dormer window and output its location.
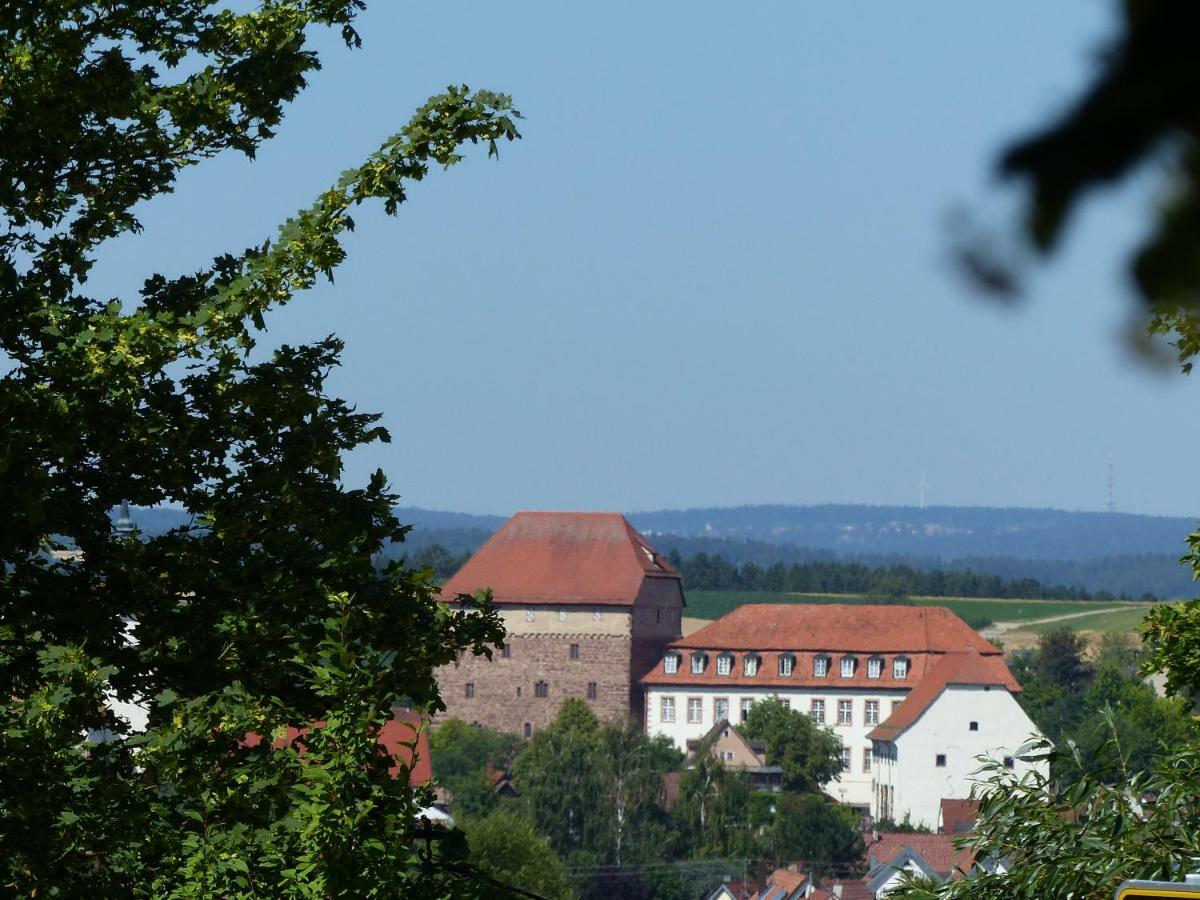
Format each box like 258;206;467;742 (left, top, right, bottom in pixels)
743;654;760;677
691;652;707;675
716;653;733;676
664;653;679;675
778;654;795;677
840;656;857;678
813;655;830;678
893;656;909;680
867;656;883;679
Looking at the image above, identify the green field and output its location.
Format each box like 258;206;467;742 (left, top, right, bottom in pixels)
685;590;1149;632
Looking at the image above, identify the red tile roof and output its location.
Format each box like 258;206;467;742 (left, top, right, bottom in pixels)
866;831;974;878
868;649;1021;741
245;709;433;786
441;511;680;606
939;798;980;835
641;603;998;688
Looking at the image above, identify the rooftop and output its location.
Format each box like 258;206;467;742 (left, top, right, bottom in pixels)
866;831;974;878
441;511;679;607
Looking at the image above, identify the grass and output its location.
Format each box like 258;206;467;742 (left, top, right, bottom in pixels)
685;590;1148;632
1024;605;1153;634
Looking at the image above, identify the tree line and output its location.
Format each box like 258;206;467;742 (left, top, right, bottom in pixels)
430;698;862;899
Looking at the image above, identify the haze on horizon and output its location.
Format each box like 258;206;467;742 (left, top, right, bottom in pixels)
84;2;1200;519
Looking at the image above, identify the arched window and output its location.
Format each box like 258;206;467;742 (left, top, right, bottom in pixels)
778;654;795;677
867;656;884;679
840;655;857;678
743;654;760;677
691;652;707;675
893;656;910;679
813;655;831;678
716;653;734;676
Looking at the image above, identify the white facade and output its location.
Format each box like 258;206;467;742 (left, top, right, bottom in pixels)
871;684;1043;829
646;683;907;809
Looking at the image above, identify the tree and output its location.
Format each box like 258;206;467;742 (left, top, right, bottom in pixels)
673;732;756;859
741;697;843;793
429;718;523;818
463;810;576;900
770;793;864;878
0;2;520;894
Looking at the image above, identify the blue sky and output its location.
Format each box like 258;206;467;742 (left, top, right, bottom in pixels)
88;2;1200;517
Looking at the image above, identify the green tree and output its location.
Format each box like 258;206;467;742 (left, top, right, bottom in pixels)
0;2;520;895
429;718;523;818
464;810;576;900
770;793;864;878
673;733;756;859
741;697;842;793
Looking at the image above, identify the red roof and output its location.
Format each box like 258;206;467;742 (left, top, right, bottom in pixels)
869;649;1021;741
866;831;974;877
642;604;998;688
441;511;679;606
245;709;432;786
939;798;980;835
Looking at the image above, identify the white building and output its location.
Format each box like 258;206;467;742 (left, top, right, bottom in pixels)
869;648;1044;829
640;603;1011;812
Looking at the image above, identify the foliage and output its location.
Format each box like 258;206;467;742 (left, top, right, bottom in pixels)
768;793;864;878
0;1;521;894
463;810;575;900
1010;629;1195;785
741;697;843;793
672;552;1109;601
428;718;522;818
672;730;756;860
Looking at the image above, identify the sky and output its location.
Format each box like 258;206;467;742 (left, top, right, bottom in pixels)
87;2;1200;518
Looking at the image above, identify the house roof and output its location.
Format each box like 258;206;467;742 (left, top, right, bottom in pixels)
868;648;1021;741
865;832;974;879
641;604;998;688
245;709;433;785
940;798;980;835
758;869;808;900
441;511;680;606
667;604;996;654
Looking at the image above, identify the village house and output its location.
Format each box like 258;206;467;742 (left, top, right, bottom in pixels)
640;603;1032;814
868;648;1042;829
435;511;684;735
685;720;784;792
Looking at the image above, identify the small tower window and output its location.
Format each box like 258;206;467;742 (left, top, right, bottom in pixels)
524;722;532;738
464;683;475;699
534;681;549;698
569;643;580;660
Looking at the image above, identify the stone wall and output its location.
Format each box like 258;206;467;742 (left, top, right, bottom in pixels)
435;631;634;735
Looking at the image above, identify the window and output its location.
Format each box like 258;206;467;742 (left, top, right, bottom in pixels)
687;697;703;724
840;746;851;772
969;721;979;731
587;682;597;700
465;683;475;699
534;681;549;698
714;698;729;722
778;698;790;710
517;686;522;697
810;699;826;724
743;655;759;677
661;697;676;723
936;753;947;767
838;699;853;725
523;722;532;738
778;655;794;677
813;655;830;677
867;657;883;679
501;643;511;659
893;657;909;679
892;699;903;714
524;610;535;623
569;643;580;660
740;698;753;722
717;654;732;676
865;700;880;725
664;654;679;675
558;610;567;622
841;656;857;678
691;653;706;675
863;747;872;773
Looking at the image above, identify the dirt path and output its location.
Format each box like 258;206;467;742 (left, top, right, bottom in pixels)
980;605;1133;639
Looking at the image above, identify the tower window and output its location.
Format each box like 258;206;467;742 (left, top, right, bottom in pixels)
569;643;580;660
534;681;549;698
587;682;597;700
464;683;474;699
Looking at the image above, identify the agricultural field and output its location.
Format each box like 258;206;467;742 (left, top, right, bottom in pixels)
684;590;1151;634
